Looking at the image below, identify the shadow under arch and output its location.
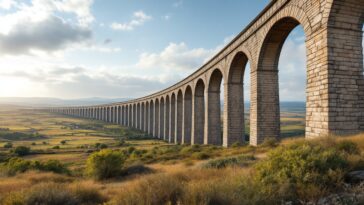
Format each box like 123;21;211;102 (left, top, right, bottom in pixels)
206;69;224;145
254;16;306;145
183;85;192;144
193;79;205;145
225;51;250;147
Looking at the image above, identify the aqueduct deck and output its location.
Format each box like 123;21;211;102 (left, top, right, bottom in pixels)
45;0;364;146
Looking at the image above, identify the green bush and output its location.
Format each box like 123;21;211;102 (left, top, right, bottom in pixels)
3;142;13;148
191;152;210;160
261;137;279;147
255;141;349;201
33;160;70;174
1;157;32;176
0;158;70;176
94;143;108;149
52;145;60;149
13;146;30;156
60;140;67;145
336;140;360;155
86;149;126;180
203;155;255;169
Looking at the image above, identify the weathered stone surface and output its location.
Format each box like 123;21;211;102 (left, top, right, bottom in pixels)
46;0;364;147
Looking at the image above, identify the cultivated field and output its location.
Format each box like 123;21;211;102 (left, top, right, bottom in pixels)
0;105;363;205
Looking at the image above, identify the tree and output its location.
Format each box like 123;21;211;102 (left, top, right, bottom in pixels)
3;142;13;148
13;146;30;156
86;149;125;180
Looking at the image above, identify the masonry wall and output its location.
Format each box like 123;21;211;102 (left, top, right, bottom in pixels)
49;0;364;147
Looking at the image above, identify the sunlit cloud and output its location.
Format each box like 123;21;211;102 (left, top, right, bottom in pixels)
111;10;151;31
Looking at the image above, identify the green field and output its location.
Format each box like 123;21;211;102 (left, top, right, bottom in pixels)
0;105;363;205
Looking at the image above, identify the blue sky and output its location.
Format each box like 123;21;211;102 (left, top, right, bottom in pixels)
0;0;316;101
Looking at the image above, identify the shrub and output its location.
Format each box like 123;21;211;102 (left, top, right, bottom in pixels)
33;160;70;174
60;140;67;145
191;152;210;160
99;143;108;149
0;158;70;176
111;174;183;205
94;143;108;149
3;142;13;148
25;183;78;205
69;183;107;205
336;140;360;155
52;146;60;149
2;157;32;176
13;146;30;156
86;149;126;180
203;154;255;169
261;137;279;147
255;141;349;201
31;142;36;146
2;183;106;205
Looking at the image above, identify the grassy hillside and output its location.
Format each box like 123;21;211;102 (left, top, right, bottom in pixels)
0;106;363;205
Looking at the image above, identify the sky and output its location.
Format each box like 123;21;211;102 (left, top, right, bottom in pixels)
0;0;355;102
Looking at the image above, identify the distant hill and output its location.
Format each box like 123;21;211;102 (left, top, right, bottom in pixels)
0;97;132;107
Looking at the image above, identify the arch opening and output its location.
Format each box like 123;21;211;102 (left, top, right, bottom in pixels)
255;17;306;144
141;103;145;131
183;86;192;144
160;98;165;140
207;69;224;145
137;103;141;129
145;101;149;133
225;52;250;147
193;79;205;145
165;96;170;141
154;99;160;138
176;90;183;144
170;93;176;143
149;101;154;136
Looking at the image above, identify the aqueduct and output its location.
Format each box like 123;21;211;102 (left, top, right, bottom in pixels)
45;0;364;146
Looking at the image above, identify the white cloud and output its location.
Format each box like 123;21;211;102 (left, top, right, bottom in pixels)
0;65;179;98
111;10;151;31
0;0;17;10
54;0;94;26
137;42;220;71
0;0;94;56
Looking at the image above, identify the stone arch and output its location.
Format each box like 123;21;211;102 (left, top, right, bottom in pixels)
224;51;250;146
107;107;110;122
183;85;192;144
141;102;145;131
128;104;132;127
145;101;149;133
149;100;154;135
132;104;136;128
137;103;141;129
165;95;170;141
121;106;125;125
176;90;183;144
160;97;165;140
253;17;304;144
206;69;224;145
111;107;115;123
326;0;364;133
192;78;205;145
154;98;160;138
118;106;121;124
170;93;176;143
